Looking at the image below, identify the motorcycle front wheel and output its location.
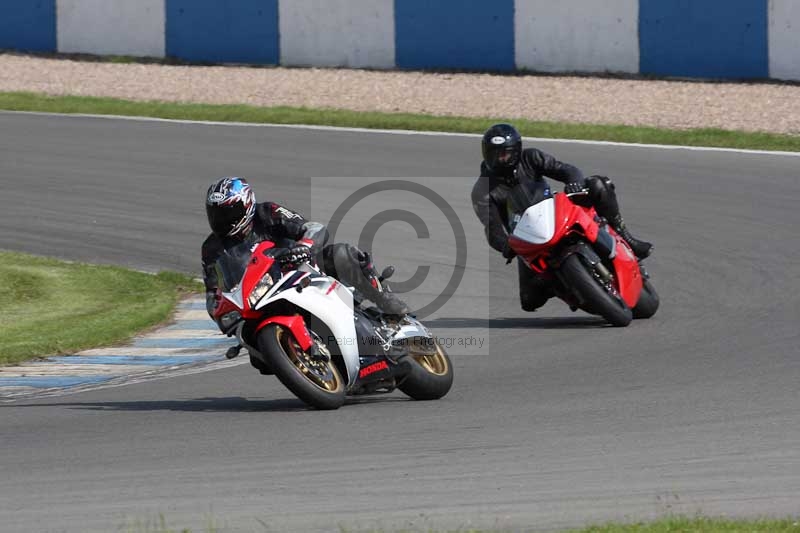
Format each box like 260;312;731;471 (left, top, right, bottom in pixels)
258;324;346;410
397;339;454;400
559;253;633;327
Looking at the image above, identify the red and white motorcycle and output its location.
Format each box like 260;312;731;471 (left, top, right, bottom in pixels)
508;187;659;326
212;239;453;409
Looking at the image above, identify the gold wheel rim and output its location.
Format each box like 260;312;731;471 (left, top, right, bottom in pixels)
276;328;341;392
410;341;449;376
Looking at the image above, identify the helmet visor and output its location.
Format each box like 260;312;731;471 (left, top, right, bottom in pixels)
487;146;519;169
207;202;247;238
497;148;517;164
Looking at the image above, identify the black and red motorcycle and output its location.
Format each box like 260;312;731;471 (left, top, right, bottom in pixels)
507;186;659;326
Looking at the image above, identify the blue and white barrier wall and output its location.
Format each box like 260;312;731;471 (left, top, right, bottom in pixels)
1;0;799;81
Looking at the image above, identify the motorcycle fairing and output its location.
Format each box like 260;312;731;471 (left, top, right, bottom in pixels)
256;314;313;351
507;193;644;307
594;227;617;259
607;237;642;307
257;274;361;385
220;285;244;313
511;197;556;244
218;242;278;316
509;194;600;264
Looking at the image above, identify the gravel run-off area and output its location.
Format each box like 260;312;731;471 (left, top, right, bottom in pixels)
1;53;798;135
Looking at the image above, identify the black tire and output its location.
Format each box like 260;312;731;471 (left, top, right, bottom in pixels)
559;254;633;327
632;279;660;319
257;324;345;410
397;340;454;401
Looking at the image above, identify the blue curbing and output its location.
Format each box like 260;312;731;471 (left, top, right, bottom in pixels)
0;376;112;389
164;320;220;330
133;337;231;349
0;297;236;400
47;355;220;366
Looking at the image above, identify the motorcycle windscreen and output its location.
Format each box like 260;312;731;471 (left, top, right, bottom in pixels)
511;197;556;244
215;241;253;291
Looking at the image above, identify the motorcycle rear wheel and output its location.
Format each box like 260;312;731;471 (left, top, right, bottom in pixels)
632;279;659;319
258;324;346;410
397;339;454;400
559;254;633;327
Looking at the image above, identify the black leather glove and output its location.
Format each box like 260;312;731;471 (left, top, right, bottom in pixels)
502;240;517;263
564;181;587;195
279;244;312;268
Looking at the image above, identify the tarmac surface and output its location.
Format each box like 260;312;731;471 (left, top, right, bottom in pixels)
0;112;798;532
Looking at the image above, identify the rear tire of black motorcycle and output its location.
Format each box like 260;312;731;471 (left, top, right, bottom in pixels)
632;279;659;319
257;325;346;410
559;254;633;327
397;340;454;401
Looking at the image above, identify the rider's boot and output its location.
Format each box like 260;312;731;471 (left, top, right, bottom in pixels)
608;214;653;260
358;253;410;315
586;176;653;260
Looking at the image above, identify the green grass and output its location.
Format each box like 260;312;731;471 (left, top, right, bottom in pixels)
122;513;218;533
0;250;202;366
1;91;798;152
566;516;800;533
116;516;800;532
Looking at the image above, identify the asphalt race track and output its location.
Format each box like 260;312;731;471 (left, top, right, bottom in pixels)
1;112;799;532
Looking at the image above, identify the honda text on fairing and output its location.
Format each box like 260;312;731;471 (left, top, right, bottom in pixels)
212;239;453;410
507;186;659;327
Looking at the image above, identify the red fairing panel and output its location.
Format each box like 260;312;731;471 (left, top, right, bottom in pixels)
508;194;602;271
609;234;643;307
212;294;240;320
240;242;276;314
256;314;314;351
556;194;600;243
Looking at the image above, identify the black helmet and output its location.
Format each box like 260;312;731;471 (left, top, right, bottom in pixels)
206;177;256;239
482;123;522;171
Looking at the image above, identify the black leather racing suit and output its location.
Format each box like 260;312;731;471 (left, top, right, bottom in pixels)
201;201;376;320
471;148;589;311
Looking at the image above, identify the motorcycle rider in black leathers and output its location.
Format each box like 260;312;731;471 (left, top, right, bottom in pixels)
201;177;409;330
472;123;653;312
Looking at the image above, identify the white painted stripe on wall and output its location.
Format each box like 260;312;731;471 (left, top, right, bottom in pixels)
768;0;800;81
57;0;165;57
514;0;639;73
279;0;395;68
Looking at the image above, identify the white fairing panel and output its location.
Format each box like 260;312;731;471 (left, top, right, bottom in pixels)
511;198;556;244
260;278;361;385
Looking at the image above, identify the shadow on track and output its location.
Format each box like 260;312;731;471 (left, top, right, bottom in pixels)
6;395;412;412
425;316;608;329
7;397;306;412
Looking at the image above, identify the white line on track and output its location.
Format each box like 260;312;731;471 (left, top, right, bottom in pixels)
3;110;799;157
